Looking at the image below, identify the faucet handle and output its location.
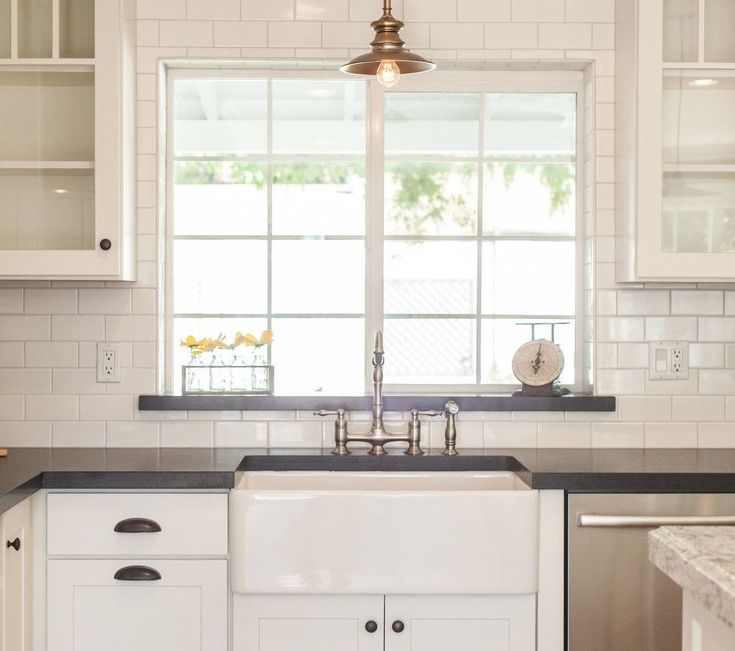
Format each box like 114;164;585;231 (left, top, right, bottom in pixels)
410;409;442;419
313;409;349;456
313;408;345;418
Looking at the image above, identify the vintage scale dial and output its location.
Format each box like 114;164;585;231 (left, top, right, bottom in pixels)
512;339;564;388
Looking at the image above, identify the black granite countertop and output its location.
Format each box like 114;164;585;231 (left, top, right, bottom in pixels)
1;447;735;515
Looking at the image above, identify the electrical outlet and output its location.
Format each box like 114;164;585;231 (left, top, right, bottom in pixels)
97;342;122;383
649;341;689;380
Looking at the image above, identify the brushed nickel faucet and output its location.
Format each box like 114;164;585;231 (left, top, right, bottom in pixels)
314;331;441;456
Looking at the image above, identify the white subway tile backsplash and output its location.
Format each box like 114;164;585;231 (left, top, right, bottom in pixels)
106;421;160;447
644;316;697;341
268;421;322;447
0;422;52;447
539;23;592;49
51;316;104;342
597;317;644;342
214;421;268;447
596;369;645;395
52;369;104;395
404;0;455;21
187;0;239;19
617;290;670;316
618;343;649;368
512;0;563;22
24;289;77;315
80;395;135;421
160;421;214;447
431;23;484;49
0;316;50;341
268;22;321;47
105;316;157;341
699;370;735;395
0;290;23;314
618;395;671;421
458;0;510;21
79;289;132;315
137;0;186;20
565;0;614;22
699;317;735;342
672;291;723;315
644;422;698;448
591;422;644;448
484;422;537;448
159;19;213;46
26;395;78;421
242;0;294;19
484;23;538;49
538;422;590;448
321;21;373;47
213;21;268;47
690;343;724;369
672;395;725;421
698;422;735;448
52;422;106;447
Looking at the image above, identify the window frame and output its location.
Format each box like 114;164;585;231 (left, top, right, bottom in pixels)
163;67;586;395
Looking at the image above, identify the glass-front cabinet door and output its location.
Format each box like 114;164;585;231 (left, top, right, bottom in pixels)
628;0;735;279
0;0;135;279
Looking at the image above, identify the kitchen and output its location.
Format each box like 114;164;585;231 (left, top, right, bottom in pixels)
1;0;735;649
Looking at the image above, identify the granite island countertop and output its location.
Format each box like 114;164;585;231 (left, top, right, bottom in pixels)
649;526;735;628
1;446;735;515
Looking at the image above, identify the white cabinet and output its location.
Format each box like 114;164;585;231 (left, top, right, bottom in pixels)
683;590;735;651
47;559;228;651
46;491;229;651
1;498;32;651
0;0;136;279
234;595;384;651
233;594;536;651
616;0;735;280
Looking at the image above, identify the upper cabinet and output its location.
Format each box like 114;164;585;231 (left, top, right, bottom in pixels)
0;0;136;280
616;0;735;281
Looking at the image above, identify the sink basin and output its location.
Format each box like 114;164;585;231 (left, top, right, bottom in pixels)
230;471;539;595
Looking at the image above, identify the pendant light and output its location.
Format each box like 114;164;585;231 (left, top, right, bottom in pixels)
340;0;436;88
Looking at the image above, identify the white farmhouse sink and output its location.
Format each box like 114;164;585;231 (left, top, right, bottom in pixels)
230;471;539;595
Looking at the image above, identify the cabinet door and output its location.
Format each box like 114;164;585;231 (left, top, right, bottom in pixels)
47;559;227;651
233;594;384;651
1;498;32;651
385;595;536;651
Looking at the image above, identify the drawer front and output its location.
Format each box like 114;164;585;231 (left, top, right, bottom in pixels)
47;493;228;557
47;559;228;651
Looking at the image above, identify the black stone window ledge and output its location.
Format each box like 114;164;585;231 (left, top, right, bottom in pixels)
138;394;615;412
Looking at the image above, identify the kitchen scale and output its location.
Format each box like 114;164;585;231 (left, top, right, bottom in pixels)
511;322;570;397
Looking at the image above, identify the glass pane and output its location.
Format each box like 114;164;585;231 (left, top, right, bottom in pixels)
383;318;476;384
482;241;576;315
481;319;575;385
0;0;10;58
272;80;366;155
173;240;268;314
663;0;699;62
173;317;268;394
271;318;364;395
173;162;267;236
705;0;735;61
483;163;575;235
384;241;477;315
384;162;477;236
0;170;94;250
18;0;52;58
174;79;267;156
0;71;94;161
272;241;365;314
272;163;365;236
663;71;735;164
485;93;576;159
385;92;480;156
59;0;95;58
663;173;735;253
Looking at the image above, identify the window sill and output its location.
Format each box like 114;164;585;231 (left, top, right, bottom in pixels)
138;394;615;412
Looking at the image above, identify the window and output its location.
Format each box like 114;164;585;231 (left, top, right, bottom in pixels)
166;69;582;395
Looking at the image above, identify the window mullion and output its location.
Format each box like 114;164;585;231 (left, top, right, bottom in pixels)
266;78;273;365
476;92;486;387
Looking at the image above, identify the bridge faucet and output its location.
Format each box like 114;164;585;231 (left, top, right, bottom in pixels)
314;330;441;455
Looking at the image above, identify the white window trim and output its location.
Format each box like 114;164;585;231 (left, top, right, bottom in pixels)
162;67;586;396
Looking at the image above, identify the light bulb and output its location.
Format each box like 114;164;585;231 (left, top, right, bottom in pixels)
688;78;719;88
376;61;400;88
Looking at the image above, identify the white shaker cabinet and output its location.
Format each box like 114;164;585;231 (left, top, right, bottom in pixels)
0;0;136;279
616;0;735;280
46;559;228;651
233;594;536;651
1;498;32;651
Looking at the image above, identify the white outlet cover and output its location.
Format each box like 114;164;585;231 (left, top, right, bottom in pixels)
97;342;122;383
648;341;689;380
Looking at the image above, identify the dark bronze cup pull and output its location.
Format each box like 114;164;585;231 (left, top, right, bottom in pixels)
114;517;162;533
114;565;161;581
365;620;378;633
99;238;112;251
392;620;405;633
6;537;20;552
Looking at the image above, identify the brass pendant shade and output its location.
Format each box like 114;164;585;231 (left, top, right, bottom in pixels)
340;0;436;78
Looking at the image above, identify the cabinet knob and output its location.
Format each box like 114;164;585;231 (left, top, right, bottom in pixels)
5;537;20;552
99;238;112;251
392;620;405;633
365;620;378;633
113;565;162;581
114;517;162;533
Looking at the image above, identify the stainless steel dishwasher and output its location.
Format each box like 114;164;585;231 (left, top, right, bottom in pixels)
568;493;735;651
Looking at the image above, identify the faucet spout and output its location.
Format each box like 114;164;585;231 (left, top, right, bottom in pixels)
371;330;385;441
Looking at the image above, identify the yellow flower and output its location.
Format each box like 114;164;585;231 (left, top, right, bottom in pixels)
242;330;274;347
180;335;199;348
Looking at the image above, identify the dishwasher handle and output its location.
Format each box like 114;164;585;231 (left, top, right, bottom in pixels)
577;514;735;528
